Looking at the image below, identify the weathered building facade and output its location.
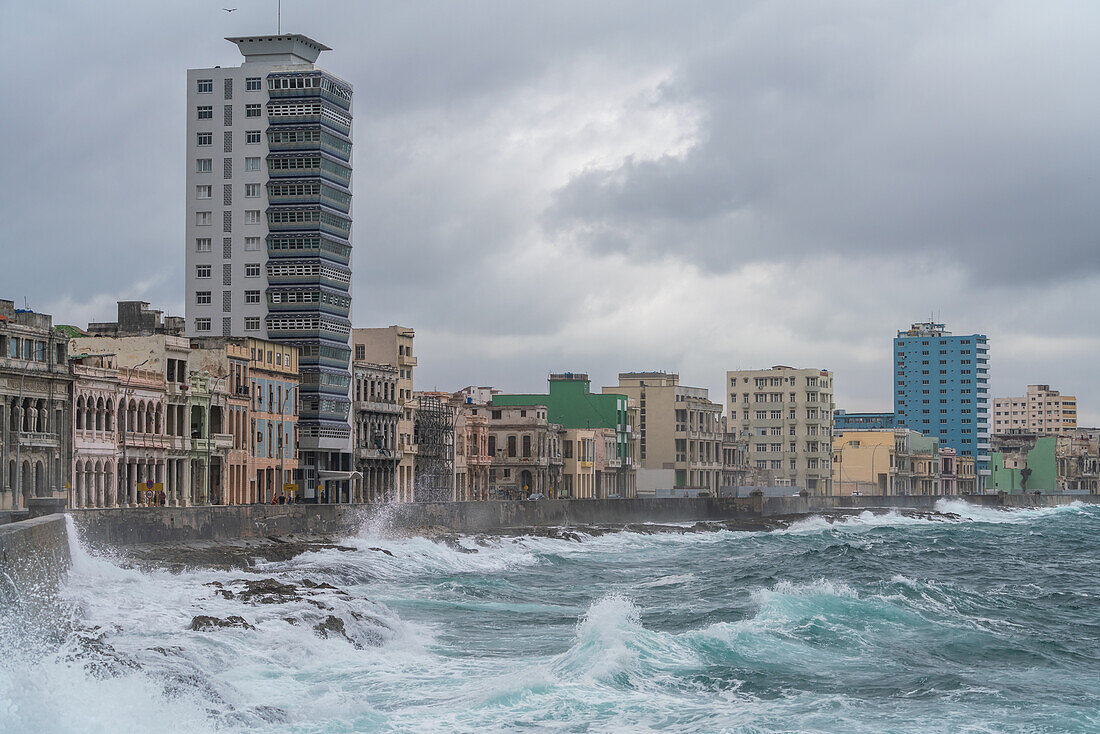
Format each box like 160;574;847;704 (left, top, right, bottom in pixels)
486;404;562;499
352;326;417;501
352;361;400;502
0;300;72;511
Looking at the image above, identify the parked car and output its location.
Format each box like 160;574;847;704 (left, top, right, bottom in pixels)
526;493;546;501
606;494;621;499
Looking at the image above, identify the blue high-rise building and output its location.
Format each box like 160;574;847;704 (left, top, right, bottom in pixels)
893;322;990;490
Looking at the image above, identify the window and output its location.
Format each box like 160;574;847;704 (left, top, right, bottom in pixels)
245;183;261;197
195;291;211;304
245;103;261;117
196;185;212;199
197;105;213;119
197;79;213;94
196;158;212;173
245;157;261;171
245;290;261;304
246;130;262;144
245;236;261;250
245;77;262;91
196;132;212;146
245;263;261;277
195;318;211;331
244;317;260;331
195;211;211;226
196;264;211;278
195;238;211;252
246;210;262;224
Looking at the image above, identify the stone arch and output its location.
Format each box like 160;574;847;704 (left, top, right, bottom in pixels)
76;395;86;432
105;399;114;431
96;397;105;431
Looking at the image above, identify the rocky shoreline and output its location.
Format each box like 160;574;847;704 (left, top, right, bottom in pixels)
118;507;961;571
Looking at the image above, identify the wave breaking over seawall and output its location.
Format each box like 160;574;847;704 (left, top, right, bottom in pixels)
2;501;1100;733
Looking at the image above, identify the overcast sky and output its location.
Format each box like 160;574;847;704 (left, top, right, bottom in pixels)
2;1;1098;422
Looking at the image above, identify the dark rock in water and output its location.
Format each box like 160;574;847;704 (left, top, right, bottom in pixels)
252;705;290;724
189;615;255;631
216;589;234;600
147;645;185;658
301;579;340;591
368;546;395;557
235;578;300;604
314;614;346;637
69;630;141;679
284;618;299;626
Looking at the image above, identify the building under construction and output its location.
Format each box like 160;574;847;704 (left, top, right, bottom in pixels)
413;394;456;502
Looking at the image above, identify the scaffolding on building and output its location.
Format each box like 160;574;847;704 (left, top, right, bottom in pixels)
414;395;456;502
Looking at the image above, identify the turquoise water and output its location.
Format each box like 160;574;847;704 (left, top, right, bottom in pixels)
3;500;1100;733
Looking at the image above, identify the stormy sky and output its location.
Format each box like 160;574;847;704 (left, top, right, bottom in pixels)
2;1;1098;423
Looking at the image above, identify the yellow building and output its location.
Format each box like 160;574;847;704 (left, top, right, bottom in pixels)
832;430;899;496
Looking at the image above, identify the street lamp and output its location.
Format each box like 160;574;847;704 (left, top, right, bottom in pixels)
119;357;153;506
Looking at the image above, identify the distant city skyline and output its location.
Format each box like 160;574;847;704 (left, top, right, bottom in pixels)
3;2;1099;424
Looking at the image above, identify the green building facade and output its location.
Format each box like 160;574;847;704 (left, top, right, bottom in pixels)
492;373;630;462
989;437;1057;494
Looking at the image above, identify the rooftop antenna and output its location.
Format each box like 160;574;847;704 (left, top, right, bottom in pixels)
278;0;281;34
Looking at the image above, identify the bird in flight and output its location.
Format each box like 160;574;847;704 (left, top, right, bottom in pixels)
223;7;236;11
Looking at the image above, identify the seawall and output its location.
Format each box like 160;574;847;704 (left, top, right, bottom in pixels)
68;492;1099;547
0;513;71;608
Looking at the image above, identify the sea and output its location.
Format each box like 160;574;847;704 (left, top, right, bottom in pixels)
2;500;1099;733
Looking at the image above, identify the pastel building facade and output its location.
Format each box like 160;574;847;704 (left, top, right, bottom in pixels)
993;385;1077;436
494;373;635;497
727;366;834;495
608;372;721;496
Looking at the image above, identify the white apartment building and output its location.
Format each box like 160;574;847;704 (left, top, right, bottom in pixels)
993;384;1078;436
185;34;355;500
726;366;835;495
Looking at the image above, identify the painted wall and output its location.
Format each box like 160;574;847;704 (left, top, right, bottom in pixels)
989;437;1057;493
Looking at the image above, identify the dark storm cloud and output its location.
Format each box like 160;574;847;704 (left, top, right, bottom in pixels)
545;1;1100;282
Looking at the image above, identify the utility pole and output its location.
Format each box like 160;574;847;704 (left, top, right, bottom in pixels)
14;344;46;510
204;373;227;505
278;386;294;500
120;357;152;506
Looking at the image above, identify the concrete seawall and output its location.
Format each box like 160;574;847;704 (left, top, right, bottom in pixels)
1;496;1092;594
0;513;71;608
68;493;1099;547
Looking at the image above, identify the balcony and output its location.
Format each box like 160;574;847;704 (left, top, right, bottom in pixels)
190;434;234;453
355;400;402;415
121;433;173;450
15;431;60;448
399;354;417;367
356;447;398;461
